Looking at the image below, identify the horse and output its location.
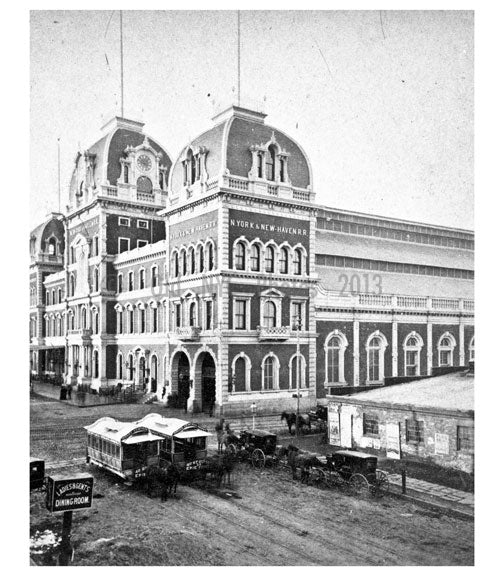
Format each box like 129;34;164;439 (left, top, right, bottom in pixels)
280;412;312;435
144;463;180;500
205;453;235;487
279;444;320;483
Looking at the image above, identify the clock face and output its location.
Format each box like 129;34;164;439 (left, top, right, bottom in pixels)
136;154;152;172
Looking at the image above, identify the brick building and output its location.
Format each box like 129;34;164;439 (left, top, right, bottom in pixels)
327;370;474;473
29;104;474;416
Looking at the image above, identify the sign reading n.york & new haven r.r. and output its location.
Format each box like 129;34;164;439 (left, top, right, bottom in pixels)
228;209;309;246
46;473;94;513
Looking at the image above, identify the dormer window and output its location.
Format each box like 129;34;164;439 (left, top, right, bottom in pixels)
266;145;275;181
124;164;129;184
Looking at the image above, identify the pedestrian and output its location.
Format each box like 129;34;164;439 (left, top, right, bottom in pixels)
161;385;167;399
216;418;225;453
116;381;123;395
67;384;72;400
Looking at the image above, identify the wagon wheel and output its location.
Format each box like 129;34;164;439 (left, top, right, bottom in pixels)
309;468;327;488
325;470;345;489
371;470;390;498
251;448;266;468
349;473;369;496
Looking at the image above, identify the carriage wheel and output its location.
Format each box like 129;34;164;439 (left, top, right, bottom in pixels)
372;470;390;498
251;449;266;468
326;470;345;489
349;473;369;496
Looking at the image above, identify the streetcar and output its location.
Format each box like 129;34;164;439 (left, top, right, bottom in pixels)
139;414;212;474
84;416;163;480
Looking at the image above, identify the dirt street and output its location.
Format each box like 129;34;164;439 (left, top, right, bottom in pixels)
30;396;474;566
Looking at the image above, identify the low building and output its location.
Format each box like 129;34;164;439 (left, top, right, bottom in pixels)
327;369;474;473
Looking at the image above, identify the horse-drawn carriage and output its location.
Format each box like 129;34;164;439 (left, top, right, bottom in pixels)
225;429;280;468
320;450;390;496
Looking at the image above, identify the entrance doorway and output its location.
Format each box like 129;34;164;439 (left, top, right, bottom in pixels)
150;355;158;393
171;352;190;410
139;356;146;390
200;353;216;415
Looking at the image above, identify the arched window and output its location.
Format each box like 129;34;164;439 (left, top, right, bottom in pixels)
438;332;456;367
279;247;289;274
326;332;348;384
117;308;123;334
469;336;475;362
189;302;197;327
404;333;423;376
279;157;286;182
52;290;56;305
265;145;275;181
151;266;158;288
181;249;187;276
58;288;62;303
172;251;179;277
250;244;260;271
127;353;134;381
367;332;387;383
152;306;158;333
289;354;306;389
137;176;153;194
69;275;75;297
124;164;129;184
81;307;87;330
128;271;134;291
117;353;123;380
186;150;197;185
47;238;56;255
234;241;246;270
139;269;145;289
265;245;275;273
206;242;215;271
189;247;195;274
198;245;204;272
128;306;134;334
263;300;276;328
293;248;302;275
93;350;99;378
262;354;279;390
94;310;100;334
139;307;146;333
231;354;251;393
94;268;99;292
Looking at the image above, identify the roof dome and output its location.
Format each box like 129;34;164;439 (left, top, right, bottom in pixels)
68;116;172;211
169;104;312;198
30;214;65;262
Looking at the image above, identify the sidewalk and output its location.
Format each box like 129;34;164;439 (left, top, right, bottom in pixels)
387;473;474;518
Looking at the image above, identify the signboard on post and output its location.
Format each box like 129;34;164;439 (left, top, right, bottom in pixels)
46;473;94;513
386;423;401;460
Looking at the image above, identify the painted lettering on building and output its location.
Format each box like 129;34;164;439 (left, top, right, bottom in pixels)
169;220;217;240
229;219;308;236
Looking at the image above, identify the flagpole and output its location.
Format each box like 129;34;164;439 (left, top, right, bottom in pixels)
57;138;61;213
120;10;124;117
237;11;241;107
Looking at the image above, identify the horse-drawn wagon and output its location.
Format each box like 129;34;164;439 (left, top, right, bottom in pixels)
225;429;280;468
325;450;390;496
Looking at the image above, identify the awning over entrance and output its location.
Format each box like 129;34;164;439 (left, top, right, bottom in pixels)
122;432;164;445
174;430;212;439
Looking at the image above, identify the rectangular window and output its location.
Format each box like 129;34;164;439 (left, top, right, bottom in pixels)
205;300;213;330
457;426;474;451
119;217;130;227
118;237;130;254
137;240;148;248
234;300;246;330
439;350;452;366
368;349;380;382
128;271;134;291
405;419;424;444
174;303;181;328
152;308;158;333
405;350;419;376
117;274;123;293
137;219;149;229
363;414;379;437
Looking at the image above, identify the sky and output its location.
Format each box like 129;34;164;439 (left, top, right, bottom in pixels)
30;10;473;230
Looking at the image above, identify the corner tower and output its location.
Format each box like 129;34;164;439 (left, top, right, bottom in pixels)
163;103;318;416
